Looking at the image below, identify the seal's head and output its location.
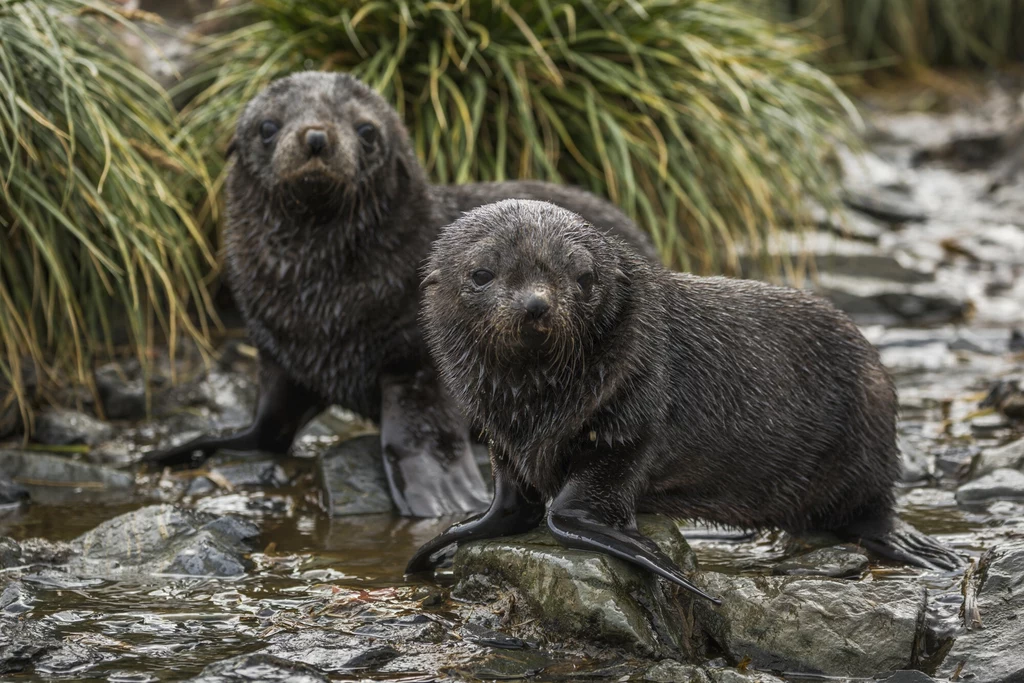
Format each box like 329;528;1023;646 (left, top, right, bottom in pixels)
422;199;631;372
231;71;417;215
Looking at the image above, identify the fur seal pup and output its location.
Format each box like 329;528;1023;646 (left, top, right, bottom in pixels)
142;72;657;518
406;199;962;597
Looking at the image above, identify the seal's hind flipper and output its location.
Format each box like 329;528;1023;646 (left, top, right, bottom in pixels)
546;505;722;605
140;355;321;471
405;467;545;574
381;373;490;517
841;516;963;571
141;429;259;469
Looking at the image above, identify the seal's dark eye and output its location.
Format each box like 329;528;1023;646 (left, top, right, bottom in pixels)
577;272;594;291
471;269;494;287
259;120;279;143
356;123;377;147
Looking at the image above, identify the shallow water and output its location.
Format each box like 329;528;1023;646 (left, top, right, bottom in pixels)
1;345;1020;681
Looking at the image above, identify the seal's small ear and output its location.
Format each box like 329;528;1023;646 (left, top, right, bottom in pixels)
614;268;631;286
225;136;238;159
420;269;441;290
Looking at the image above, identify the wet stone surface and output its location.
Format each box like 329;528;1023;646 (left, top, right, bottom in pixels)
771;545;870;578
937;541;1024;683
452;516;703;658
956;467;1024;504
186;653;331;683
689;573;927;676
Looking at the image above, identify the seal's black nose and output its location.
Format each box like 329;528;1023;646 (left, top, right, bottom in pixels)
524;294;550;320
305;129;328;156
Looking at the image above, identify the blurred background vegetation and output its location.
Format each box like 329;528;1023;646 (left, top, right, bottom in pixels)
2;0;1022;426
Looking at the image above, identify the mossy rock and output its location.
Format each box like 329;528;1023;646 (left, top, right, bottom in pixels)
452;515;704;658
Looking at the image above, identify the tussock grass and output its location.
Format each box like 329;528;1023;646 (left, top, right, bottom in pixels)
774;0;1024;72
0;0;217;426
181;0;856;272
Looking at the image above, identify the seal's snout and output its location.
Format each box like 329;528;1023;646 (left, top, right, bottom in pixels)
523;290;552;321
304;128;329;157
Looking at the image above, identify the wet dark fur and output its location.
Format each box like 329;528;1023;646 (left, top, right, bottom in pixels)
226;72;657;424
422;200;902;536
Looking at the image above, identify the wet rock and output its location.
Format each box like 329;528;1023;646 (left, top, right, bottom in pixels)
71;505;259;578
462;649;551;680
937;541;1024;682
772;546;869;578
707;667;787;683
818;275;968;326
644;660;710;683
810;204;889;242
34;640;109;676
0;538;21;569
689;574;927;676
0;619;60;674
261;628;400;672
17;538;76;566
0;473;29;508
875;672;938;683
746;233;935;284
94;363;147;421
973;438;1024;477
0;583;32;615
981;378;1024;421
970;412;1012;435
934;443;979;480
452;515;702;657
319;436;394;516
187;456;289;497
876;329;956;370
186;653;331;683
1011;329;1024;352
955;468;1024;504
843;187;928;224
462;622;529;649
900;441;933;484
32;408;112;447
0;451;133;504
159;369;257;432
354;613;444;644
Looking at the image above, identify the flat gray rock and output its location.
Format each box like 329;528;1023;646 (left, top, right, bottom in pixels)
972;438;1024;478
956;468;1024;504
32;408;112;447
938;541;1024;682
71;504;259;578
0;451;132;504
772;545;869;578
689;573;927;676
261;629;400;672
318;435;394;516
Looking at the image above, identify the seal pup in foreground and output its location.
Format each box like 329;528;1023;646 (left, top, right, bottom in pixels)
142;72;657;517
406;199;962;598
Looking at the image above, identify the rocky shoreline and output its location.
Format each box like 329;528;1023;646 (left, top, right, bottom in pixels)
2;77;1024;682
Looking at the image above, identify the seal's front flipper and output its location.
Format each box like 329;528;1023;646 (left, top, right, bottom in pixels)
381;372;490;517
841;516;963;571
547;502;721;605
405;459;545;574
142;355;321;471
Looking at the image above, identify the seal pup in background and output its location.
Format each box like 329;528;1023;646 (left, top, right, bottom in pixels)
406;199;962;596
142;72;657;517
